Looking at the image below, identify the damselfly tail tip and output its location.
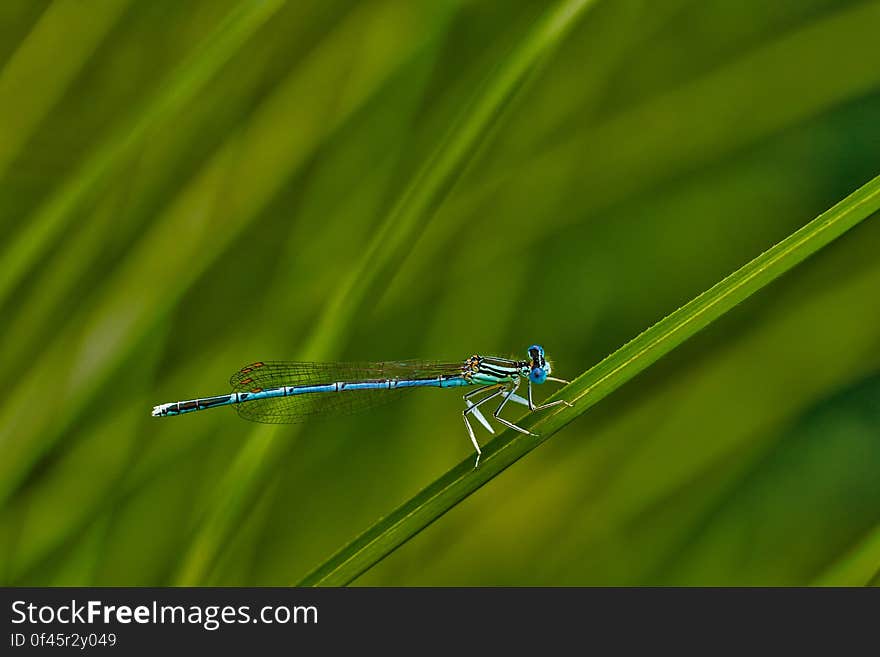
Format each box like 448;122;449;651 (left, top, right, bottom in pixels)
151;404;166;417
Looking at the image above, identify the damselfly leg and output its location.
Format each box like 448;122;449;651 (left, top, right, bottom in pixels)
462;384;505;468
461;377;574;467
527;376;575;411
463;384;501;433
492;379;536;438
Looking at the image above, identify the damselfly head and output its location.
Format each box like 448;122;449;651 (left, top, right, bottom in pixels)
526;344;551;384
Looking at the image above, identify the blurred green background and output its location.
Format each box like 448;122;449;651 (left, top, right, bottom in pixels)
1;0;879;586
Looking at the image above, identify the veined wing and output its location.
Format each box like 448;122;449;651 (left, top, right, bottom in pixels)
228;360;467;423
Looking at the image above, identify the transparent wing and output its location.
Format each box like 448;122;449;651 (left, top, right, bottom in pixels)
228;360;467;424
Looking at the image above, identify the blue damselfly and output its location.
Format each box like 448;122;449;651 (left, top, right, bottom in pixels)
151;345;572;467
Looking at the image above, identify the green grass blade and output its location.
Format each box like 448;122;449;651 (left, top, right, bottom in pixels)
174;0;599;585
811;523;880;586
301;0;600;359
381;0;880;305
298;172;880;586
0;0;131;178
652;372;880;585
0;0;429;509
0;0;286;308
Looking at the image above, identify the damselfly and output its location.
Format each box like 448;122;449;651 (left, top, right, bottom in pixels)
151;344;572;467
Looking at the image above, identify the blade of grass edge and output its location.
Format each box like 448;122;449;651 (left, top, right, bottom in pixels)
298;172;880;586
